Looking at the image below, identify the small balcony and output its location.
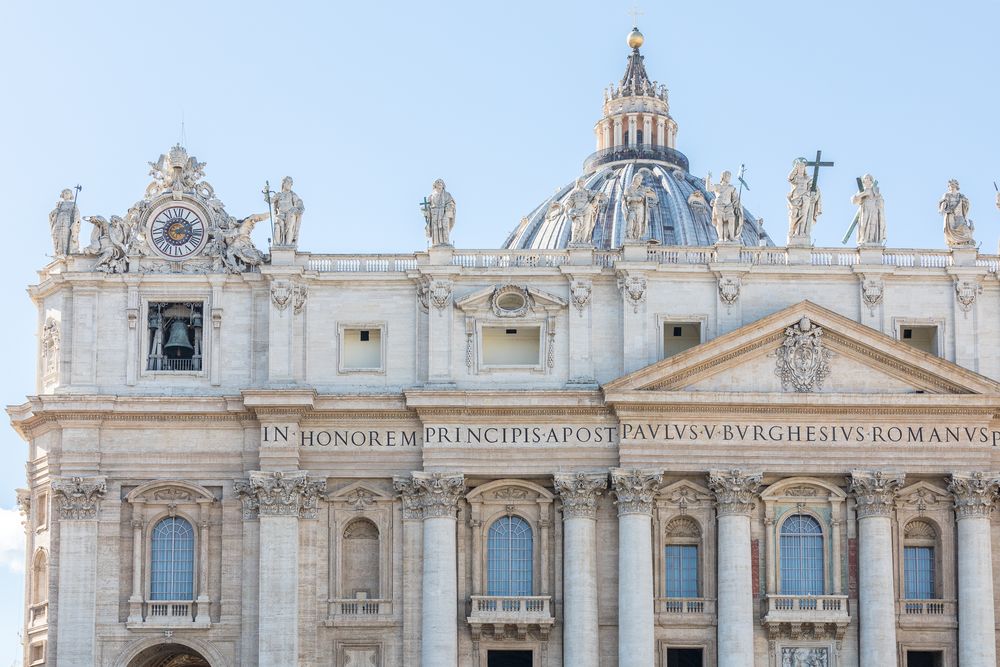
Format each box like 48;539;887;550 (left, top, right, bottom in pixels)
327;598;394;627
655;597;716;626
897;599;957;629
761;595;850;640
467;595;554;639
126;600;209;629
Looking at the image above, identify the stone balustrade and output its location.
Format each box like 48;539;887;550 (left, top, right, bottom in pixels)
761;594;850;640
331;598;392;616
468;595;553;621
127;600;209;628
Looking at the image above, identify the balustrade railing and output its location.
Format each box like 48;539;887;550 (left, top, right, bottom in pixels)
307;255;418;272
657;597;713;614
469;595;552;619
882;249;953;268
898;599;954;616
647;247;715;265
762;595;849;625
144;600;196;622
452;251;569;269
331;598;391;616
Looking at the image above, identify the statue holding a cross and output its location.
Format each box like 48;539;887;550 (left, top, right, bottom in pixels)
422;178;456;247
787;158;823;243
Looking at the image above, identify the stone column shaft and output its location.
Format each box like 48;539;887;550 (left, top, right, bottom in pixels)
949;472;1000;667
611;468;662;667
555;473;608;667
850;470;903;667
708;469;762;667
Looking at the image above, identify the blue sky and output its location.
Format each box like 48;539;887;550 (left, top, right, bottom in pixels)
1;1;998;662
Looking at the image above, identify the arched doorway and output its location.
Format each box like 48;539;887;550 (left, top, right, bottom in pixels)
127;643;211;667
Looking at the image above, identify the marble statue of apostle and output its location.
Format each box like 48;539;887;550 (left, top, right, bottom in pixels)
84;215;130;273
424;179;456;247
566;178;606;246
786;159;822;241
270;176;305;247
49;188;81;256
939;179;974;247
705;171;744;243
622;173;658;242
851;174;886;245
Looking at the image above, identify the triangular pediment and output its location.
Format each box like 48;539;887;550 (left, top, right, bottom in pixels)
455;284;567;315
604;301;1000;396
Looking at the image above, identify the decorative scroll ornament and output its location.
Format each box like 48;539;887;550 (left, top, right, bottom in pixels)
955;279;982;313
860;277;884;312
52;476;108;520
707;469;762;516
416;277;431;312
848;470;904;518
233;471;327;520
947;472;1000;519
718;276;741;307
16;489;31;522
270;281;292;310
410;472;466;518
41;318;60;376
610;468;662;516
775;316;832;393
490;284;533;318
145;144;213;200
344;488;376;511
618;275;647;313
293;284;308;314
570;280;592;315
392;476;424;520
429;280;453;312
553;472;608;519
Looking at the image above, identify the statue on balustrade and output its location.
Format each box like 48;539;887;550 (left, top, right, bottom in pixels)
48;188;81;257
84;215;130;274
622;171;658;242
423;179;456;247
786;158;822;243
705;170;744;243
566;178;607;246
269;176;305;247
939;179;974;247
851;174;886;245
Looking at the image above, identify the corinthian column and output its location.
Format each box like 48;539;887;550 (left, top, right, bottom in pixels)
554;472;608;667
52;476;107;666
948;472;1000;667
411;472;466;667
611;468;662;667
234;471;326;667
849;470;903;667
707;469;762;667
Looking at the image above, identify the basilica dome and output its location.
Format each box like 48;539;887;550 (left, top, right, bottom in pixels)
502;30;772;250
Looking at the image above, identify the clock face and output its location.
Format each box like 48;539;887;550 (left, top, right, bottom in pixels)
149;205;206;259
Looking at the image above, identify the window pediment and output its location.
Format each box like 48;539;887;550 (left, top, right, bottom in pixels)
762;477;846;502
896;481;951;513
126;480;216;505
455;284;567;318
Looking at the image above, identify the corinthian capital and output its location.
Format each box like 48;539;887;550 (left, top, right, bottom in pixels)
393;475;424;520
708;469;763;516
411;472;466;519
610;468;662;516
52;476;108;521
849;470;904;518
554;472;608;520
948;472;1000;519
233;470;327;520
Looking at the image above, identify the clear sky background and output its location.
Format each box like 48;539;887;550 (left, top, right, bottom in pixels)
1;1;998;662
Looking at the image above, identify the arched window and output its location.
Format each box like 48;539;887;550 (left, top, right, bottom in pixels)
903;520;937;599
31;550;48;605
487;516;533;596
150;517;195;601
342;519;380;598
664;516;701;598
780;514;824;595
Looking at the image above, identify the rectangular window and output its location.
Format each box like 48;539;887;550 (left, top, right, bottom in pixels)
667;648;703;667
482;325;541;367
899;325;937;355
663;322;701;359
664;545;699;598
906;650;943;667
147;302;204;372
904;546;935;599
340;326;384;371
35;492;47;531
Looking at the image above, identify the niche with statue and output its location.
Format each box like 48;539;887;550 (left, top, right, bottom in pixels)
147;302;204;371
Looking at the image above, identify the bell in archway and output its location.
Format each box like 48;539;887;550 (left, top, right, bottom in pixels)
163;320;193;358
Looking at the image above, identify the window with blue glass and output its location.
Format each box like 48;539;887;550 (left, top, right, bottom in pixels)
664;545;699;598
904;546;935;599
487;516;533;596
150;516;195;600
779;514;824;595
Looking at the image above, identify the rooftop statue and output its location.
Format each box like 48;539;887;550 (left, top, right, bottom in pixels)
851;174;886;245
622;172;658;242
84;215;130;274
939;179;974;247
566;178;607;246
423;179;456;247
49;188;81;257
206;211;269;274
145;144;212;199
706;170;744;243
269;176;305;247
786;158;822;243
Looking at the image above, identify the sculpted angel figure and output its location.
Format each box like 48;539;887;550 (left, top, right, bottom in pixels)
49;189;81;256
622;172;658;242
705;170;744;243
786;159;822;241
851;174;886;245
208;213;268;273
566;178;607;246
939;179;974;247
84;215;130;273
269;176;305;247
423;179;456;247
